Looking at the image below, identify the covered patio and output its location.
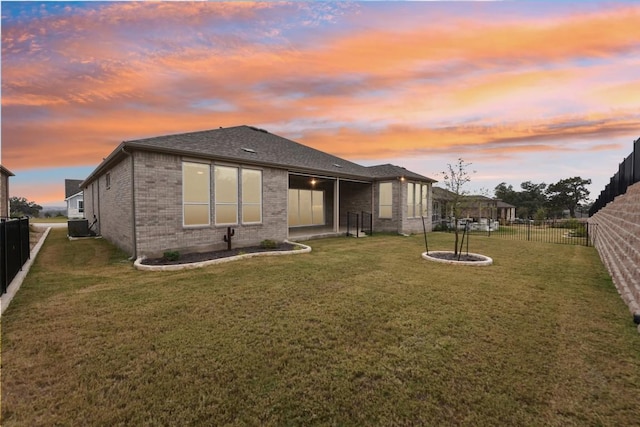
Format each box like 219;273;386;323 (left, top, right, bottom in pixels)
287;173;373;240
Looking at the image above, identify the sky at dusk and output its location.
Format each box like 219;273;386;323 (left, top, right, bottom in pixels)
2;1;639;207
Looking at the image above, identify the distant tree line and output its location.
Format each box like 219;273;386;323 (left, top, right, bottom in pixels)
494;177;592;219
9;196;43;218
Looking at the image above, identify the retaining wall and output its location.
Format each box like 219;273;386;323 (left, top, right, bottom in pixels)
589;181;640;327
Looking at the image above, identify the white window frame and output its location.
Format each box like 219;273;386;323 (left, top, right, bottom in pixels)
215;165;239;226
241;168;262;224
379;182;393;219
77;199;84;213
183;162;211;227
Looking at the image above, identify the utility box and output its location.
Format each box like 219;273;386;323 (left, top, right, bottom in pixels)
68;219;89;237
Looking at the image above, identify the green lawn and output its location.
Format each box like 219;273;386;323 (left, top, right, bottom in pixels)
29;216;69;223
2;229;639;425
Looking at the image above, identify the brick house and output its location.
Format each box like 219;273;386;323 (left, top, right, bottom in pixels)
81;125;436;258
432;186;515;225
1;165;14;218
64;179;84;219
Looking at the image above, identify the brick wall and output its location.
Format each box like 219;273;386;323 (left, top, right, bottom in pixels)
0;172;8;217
372;181;433;234
588;181;640;325
84;156;135;255
133;151;289;258
339;181;371;227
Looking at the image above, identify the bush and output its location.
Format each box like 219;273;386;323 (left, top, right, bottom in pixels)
432;223;451;232
163;250;180;261
260;239;278;249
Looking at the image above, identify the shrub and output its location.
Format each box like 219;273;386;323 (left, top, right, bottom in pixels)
163;250;180;261
260;239;278;249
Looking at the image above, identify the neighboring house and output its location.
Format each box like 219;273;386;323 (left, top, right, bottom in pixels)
432;186;514;225
496;200;516;224
1;165;14;218
81;125;436;259
65;179;85;219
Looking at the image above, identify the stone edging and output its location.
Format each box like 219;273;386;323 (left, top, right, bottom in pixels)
421;251;493;266
134;240;312;271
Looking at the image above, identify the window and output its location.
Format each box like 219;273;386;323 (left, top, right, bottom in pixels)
407;182;428;218
241;169;262;223
105;172;111;189
421;184;429;217
407;182;415;217
215;165;238;225
78;200;84;213
288;189;324;226
379;182;392;219
183;162;211;226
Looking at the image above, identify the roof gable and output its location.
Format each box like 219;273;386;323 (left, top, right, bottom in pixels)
65;179;83;198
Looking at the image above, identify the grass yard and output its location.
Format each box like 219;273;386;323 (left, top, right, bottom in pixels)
28;216;69;223
2;229;640;425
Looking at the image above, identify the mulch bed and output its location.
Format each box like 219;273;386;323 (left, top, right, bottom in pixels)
141;243;298;266
427;252;486;262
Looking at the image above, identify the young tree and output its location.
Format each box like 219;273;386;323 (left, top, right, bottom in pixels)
9;197;43;218
546;177;591;218
442;158;474;255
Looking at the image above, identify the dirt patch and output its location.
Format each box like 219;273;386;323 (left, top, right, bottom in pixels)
141;243;299;266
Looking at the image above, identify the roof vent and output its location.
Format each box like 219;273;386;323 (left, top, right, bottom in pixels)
333;163;342;168
242;147;256;153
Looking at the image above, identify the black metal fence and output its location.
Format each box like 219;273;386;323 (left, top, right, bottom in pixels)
470;220;596;247
590;137;640;216
346;211;373;238
1;217;30;295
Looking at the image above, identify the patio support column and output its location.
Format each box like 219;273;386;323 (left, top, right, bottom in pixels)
334;178;340;233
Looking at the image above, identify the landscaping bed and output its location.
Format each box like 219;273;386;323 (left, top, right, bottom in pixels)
141;243;298;265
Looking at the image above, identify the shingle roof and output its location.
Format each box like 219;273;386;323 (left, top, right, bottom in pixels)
65;179;83;198
83;125;436;185
496;200;516;208
366;164;435;182
0;165;14;177
126;125;374;179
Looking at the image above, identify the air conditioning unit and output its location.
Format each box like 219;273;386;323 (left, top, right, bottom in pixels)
68;219;90;237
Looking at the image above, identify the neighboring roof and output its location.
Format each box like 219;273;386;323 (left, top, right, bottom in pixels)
366;164;436;183
432;186;456;200
65;179;84;198
432;187;504;204
83;125;437;186
0;165;15;177
496;200;516;208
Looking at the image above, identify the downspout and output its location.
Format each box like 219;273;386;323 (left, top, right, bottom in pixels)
121;147;137;260
334;178;339;233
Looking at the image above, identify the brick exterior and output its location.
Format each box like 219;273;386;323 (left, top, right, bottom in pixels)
83;145;435;257
84;155;135;255
339;181;372;227
373;180;433;234
589;181;640;324
116;151;289;258
0;171;9;218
